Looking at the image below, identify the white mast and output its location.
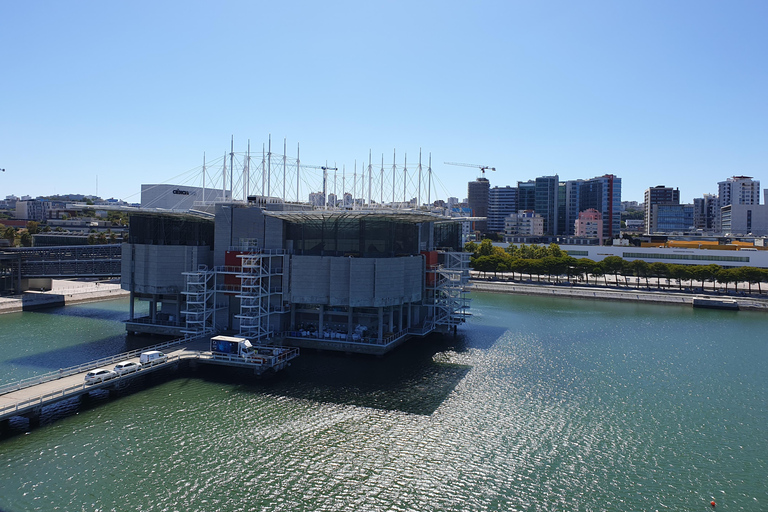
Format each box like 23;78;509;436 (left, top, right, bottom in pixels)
229;136;234;201
296;143;300;203
245;140;250;201
403;153;407;205
261;144;265;196
380;154;384;205
202;152;206;204
267;135;272;198
368;150;372;208
391;149;396;207
428;153;432;206
282;138;287;202
418;149;422;208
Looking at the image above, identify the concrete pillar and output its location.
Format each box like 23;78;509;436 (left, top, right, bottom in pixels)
290;306;296;331
347;307;353;337
318;305;324;337
27;410;41;430
407;302;412;328
378;307;384;341
398;303;403;332
389;308;394;333
129;290;135;320
150;296;157;323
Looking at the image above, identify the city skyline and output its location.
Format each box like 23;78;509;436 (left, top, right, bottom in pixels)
1;1;766;204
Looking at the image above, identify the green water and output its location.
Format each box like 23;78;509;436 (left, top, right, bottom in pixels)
0;293;766;511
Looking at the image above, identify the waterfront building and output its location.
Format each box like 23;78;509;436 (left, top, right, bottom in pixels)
467;178;490;234
559;243;768;268
574;208;603;244
141;184;231;211
487;186;517;234
121;201;470;354
644;186;680;234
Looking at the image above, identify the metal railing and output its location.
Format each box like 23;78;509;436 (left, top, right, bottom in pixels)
0;354;187;417
279;325;432;347
0;336;191;396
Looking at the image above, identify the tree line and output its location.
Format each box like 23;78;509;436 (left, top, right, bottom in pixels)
465;239;768;294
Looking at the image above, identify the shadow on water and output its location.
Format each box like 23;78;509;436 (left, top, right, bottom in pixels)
21;300;132;321
6;333;171;371
199;333;475;416
0;367;183;440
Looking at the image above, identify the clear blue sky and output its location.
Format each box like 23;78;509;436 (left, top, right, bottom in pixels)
1;0;766;204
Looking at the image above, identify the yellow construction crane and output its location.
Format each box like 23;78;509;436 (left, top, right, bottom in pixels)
444;162;496;175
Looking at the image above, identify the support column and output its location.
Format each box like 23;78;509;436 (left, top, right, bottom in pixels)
27;409;41;430
407;302;412;328
398;303;403;332
290;305;296;331
378;307;384;342
389;308;394;333
318;305;324;338
347;307;353;338
129;290;135;320
150;295;157;323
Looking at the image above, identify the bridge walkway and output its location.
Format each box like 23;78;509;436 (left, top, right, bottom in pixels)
0;337;210;425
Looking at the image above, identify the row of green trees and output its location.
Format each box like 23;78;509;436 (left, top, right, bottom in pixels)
465;240;768;294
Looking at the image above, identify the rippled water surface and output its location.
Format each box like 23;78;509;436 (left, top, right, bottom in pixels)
1;292;766;511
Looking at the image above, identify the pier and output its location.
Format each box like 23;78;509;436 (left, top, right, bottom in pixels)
0;336;298;430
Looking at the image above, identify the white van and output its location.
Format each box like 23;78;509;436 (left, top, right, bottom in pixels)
139;350;168;366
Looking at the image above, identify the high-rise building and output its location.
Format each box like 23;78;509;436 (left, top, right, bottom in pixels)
717;176;760;232
562;174;621;240
467;177;490;233
534;176;559;235
644;186;680;234
693;194;718;231
487;186;517;233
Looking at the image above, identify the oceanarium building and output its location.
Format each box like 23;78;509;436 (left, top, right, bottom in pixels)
122;200;470;354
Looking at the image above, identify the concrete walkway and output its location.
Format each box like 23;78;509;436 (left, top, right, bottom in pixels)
470;280;768;311
0;280;129;314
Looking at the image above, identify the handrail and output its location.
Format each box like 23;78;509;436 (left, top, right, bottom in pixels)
0;355;184;416
0;337;192;396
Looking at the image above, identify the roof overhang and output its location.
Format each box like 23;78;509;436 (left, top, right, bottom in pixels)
262;208;465;224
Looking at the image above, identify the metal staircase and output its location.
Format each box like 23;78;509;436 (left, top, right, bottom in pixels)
234;240;285;343
426;251;471;329
181;265;215;337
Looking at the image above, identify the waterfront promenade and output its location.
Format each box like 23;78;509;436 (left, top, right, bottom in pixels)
0;280;128;314
470;276;768;311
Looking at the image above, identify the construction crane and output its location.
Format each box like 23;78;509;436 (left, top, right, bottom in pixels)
301;163;338;208
444;162;496;175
